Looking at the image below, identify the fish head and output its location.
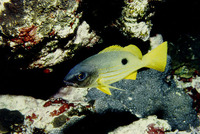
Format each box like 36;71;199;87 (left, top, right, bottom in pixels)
64;63;98;88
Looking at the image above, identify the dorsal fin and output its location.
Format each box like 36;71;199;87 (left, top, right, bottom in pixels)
99;44;143;59
98;45;123;54
124;45;142;59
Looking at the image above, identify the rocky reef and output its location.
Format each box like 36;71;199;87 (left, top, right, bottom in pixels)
1;0;200;133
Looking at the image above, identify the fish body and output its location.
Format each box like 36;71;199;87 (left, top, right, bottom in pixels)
64;42;168;95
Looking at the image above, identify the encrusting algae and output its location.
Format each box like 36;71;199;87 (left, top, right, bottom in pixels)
64;42;168;95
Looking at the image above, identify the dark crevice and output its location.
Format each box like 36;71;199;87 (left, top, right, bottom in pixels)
63;111;138;134
80;0;124;31
151;0;200;40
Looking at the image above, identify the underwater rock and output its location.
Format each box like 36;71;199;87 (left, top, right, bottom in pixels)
28;21;100;69
109;115;171;134
87;56;199;131
149;34;164;50
0;0;100;69
168;34;200;71
0;0;80;38
0;0;160;71
118;0;154;41
0;109;24;133
53;86;88;103
0;95;93;133
173;71;200;114
168;34;200;115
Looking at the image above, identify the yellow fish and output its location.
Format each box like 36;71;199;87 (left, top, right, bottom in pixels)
64;42;168;95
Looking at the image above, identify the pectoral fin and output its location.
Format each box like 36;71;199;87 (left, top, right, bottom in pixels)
97;86;112;95
107;85;125;91
124;72;137;80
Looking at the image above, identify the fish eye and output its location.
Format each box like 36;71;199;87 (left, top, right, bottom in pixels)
76;72;87;81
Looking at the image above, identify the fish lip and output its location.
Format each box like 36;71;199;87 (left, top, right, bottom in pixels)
64;81;79;87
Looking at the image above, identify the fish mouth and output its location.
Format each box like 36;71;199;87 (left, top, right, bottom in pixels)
63;81;79;87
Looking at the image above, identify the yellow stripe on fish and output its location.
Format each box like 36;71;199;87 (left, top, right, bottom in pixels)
64;42;168;95
98;64;138;83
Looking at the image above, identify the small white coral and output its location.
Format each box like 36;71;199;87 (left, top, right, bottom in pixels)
0;0;11;14
120;0;153;41
192;77;200;94
150;34;164;50
74;21;100;47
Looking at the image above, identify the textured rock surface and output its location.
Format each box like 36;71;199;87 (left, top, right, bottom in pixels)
109;116;171;134
0;0;155;70
0;95;93;133
0;0;100;70
119;0;153;41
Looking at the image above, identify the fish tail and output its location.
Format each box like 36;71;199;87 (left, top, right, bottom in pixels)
142;41;168;72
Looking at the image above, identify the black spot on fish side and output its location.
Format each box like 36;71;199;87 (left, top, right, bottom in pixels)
121;58;128;65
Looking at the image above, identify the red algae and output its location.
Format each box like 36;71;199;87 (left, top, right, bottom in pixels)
179;77;193;82
147;123;165;134
10;25;40;49
49;29;55;36
43;98;76;117
185;87;200;113
43;98;68;107
26;113;38;123
43;68;53;74
50;103;75;117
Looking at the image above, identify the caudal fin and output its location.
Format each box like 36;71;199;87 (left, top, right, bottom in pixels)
142;41;168;72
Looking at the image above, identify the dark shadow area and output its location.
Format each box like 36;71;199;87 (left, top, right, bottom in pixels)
0;38;70;99
80;0;124;31
0;108;24;133
0;36;149;100
151;0;200;41
63;111;138;134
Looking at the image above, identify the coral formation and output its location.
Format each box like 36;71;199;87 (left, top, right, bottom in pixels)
0;0;158;70
0;0;100;70
119;0;154;41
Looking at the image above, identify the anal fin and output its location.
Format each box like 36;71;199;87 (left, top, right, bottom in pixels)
97;86;112;95
124;72;137;80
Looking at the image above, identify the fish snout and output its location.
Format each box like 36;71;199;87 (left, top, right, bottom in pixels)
63;80;79;87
